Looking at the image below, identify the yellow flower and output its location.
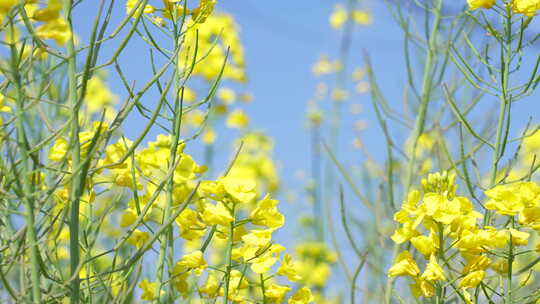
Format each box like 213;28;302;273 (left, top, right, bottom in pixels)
202;202;233;226
250;252;279;274
509;228;530;246
277;254;302;282
126;0;155;15
49;138;68;161
410;235;437;257
331;88;349;101
120;208;137;227
329;4;347;29
463;255;491;273
312;55;341;76
387;251;420;278
391;221;419;244
0;0;17;22
421;255;446;282
410;278;435;298
127;229;149;248
265;283;291;303
217;87;236;105
459;270;485;289
176;208;206;240
174;250;207;275
288;287;314;304
519;206;540;230
485;182;540;215
202;128;216;145
467;0;496;10
226;109;250;129
84;76;117;113
179;13;246;82
32;0;62;22
250;194;285;228
199;274;219;298
352;10;372;25
221;177;257;203
191;0;216;23
139;279;157;301
241;229;274;247
0;94;11;113
36;18;72;45
512;0;540;17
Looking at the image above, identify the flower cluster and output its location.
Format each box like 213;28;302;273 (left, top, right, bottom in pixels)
389;171;540;301
468;0;540;17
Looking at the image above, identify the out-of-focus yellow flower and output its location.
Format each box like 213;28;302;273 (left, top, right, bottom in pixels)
84;76;117;113
202;202;233;226
485;182;540;216
127;229;149;248
312;55;341;76
217;87;236;104
33;0;62;22
139;279;158;301
202;128;216;144
509;228;530;246
0;0;17;22
176;208;206;240
288;287;314;304
126;0;155;15
241;229;273;247
277;254;302;282
239;92;254;103
226;109;249;129
467;0;496;10
36;18;72;45
220;176;257;203
352;10;372;25
522;129;540;165
0;94;11;113
120;208;137;227
265;283;291;303
512;0;540;17
161;0;190;19
180;14;246;82
331;88;349;101
192;0;216;23
199;274;219;298
329;4;347;29
174;250;207;275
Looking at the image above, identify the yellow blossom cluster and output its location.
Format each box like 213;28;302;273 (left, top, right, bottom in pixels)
468;0;540;17
126;0;216;23
45;126;318;302
389;171;540;300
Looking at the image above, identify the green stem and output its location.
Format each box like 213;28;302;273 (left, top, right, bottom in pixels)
222;204;236;304
404;0;442;192
506;217;515;304
154;8;184;302
10;25;42;304
62;0;83;302
260;274;267;304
